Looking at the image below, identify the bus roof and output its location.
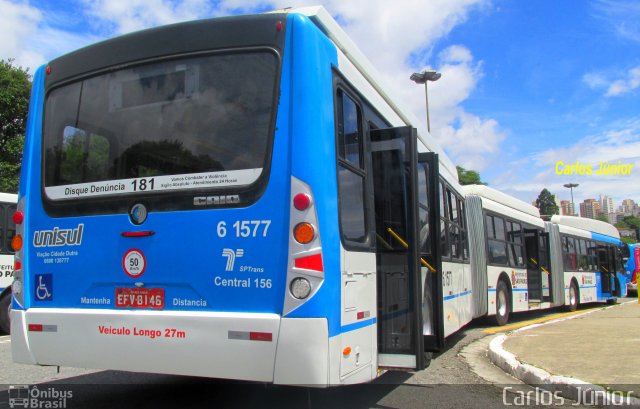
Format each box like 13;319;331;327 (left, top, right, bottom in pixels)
461;184;541;219
282;6;460;183
0;192;17;203
550;215;620;239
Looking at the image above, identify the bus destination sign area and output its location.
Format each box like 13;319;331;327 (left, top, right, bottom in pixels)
44;168;263;200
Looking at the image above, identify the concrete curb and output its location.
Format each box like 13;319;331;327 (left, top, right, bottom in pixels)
487;302;640;405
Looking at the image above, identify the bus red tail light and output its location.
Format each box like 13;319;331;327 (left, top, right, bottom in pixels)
13;197;26;307
294;254;323;272
13;211;24;224
285;177;324;315
293;193;311;211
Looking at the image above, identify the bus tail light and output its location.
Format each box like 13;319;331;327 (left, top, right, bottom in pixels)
293;222;315;244
294;254;323;272
290;278;311;299
13;211;24;224
11;235;23;252
284;177;324;315
293;193;311;211
12;197;26;308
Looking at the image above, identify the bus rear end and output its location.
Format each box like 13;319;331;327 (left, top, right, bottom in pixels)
11;14;322;383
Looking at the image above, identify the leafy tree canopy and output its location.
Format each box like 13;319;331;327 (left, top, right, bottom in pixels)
0;59;31;193
535;188;559;217
456;166;486;186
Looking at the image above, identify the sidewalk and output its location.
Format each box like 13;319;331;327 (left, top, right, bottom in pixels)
488;301;640;399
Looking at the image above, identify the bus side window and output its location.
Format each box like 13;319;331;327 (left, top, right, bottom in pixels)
336;90;366;245
486;214;508;265
440;181;449;258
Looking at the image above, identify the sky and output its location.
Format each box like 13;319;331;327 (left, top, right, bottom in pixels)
1;0;639;209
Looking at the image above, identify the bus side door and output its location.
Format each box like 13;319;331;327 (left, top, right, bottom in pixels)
370;126;425;370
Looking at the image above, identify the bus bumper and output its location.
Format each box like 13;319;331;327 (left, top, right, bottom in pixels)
11;308;281;381
10;308;326;383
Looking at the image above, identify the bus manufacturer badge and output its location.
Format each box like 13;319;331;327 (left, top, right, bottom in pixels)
130;203;147;225
123;248;146;278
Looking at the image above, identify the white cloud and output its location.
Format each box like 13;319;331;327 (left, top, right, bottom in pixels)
1;0;505;177
592;0;640;43
0;0;42;70
605;66;640;96
583;65;640;97
82;0;217;34
493;120;640;204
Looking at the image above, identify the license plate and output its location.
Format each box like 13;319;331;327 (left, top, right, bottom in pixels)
115;288;164;309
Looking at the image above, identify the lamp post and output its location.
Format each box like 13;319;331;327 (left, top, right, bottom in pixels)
563;183;579;216
410;70;441;133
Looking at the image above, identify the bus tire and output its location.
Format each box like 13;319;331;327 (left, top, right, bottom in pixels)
494;280;510;326
567;281;579;312
0;291;10;335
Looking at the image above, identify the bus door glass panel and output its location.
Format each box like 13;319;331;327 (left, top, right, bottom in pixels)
417;152;444;352
524;228;542;300
608;245;620;294
597;245;611;293
370;126;424;369
538;232;550;301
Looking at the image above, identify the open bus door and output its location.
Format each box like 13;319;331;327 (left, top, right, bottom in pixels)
370;126;426;370
417;152;444;352
524;229;543;302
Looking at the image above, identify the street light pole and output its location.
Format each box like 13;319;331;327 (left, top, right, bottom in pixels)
563;183;579;216
410;70;441;133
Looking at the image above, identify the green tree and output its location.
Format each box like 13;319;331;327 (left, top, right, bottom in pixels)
595;213;610;223
456;165;485;186
535;188;559;217
0;59;31;193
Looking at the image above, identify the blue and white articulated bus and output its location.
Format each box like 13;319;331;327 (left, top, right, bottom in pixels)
11;7;474;385
547;215;627;310
0;192;17;334
462;186;627;326
463;185;555;326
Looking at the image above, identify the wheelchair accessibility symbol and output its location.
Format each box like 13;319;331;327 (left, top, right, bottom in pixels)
35;274;53;301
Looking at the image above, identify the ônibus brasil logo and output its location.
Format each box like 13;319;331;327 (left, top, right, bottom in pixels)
8;385;73;408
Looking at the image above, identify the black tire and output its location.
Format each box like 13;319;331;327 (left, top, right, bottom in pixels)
494;280;510;326
0;291;10;335
567;281;578;312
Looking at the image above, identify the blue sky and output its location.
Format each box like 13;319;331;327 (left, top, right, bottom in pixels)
1;0;639;209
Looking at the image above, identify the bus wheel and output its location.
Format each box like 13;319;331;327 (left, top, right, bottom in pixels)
495;280;510;326
0;292;10;335
568;282;578;312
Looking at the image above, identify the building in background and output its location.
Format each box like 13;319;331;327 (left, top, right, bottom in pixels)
560;200;574;216
599;195;616;223
580;198;600;219
619;199;639;217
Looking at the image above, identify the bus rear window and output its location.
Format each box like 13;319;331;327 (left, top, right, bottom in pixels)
43;51;278;201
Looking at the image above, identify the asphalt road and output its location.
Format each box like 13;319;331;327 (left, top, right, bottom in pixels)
1;300;632;409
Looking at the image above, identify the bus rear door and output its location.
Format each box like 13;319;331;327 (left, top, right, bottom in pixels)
370;126;426;370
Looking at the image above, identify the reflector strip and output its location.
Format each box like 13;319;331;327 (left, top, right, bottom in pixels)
28;324;57;332
228;331;272;342
121;231;155;237
249;332;272;342
356;310;371;320
294;253;323;272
